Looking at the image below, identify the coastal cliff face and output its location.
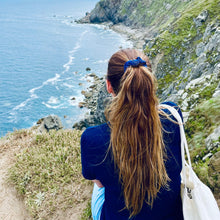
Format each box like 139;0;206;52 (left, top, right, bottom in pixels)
82;0;195;35
78;0;220;200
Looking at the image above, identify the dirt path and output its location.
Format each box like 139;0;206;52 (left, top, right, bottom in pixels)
0;147;30;220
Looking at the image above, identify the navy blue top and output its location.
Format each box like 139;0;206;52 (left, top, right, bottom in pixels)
81;102;184;220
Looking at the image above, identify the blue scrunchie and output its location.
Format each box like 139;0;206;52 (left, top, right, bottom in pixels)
124;57;147;72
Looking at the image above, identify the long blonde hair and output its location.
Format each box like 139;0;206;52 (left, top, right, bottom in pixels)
105;49;169;217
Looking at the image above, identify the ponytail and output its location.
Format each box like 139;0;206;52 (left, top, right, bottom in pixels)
106;49;169;217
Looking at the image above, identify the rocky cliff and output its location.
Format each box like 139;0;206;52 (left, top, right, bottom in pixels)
80;0;203;37
77;0;220;202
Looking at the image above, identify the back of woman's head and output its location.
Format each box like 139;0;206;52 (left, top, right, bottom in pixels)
106;49;169;217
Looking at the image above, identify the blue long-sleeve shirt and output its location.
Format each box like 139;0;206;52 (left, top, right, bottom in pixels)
81;102;184;220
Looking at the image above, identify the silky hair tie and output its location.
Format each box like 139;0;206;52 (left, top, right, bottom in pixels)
124;57;147;72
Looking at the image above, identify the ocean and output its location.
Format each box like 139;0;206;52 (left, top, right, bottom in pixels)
0;0;132;136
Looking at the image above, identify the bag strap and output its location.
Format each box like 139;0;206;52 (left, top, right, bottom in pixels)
159;104;192;169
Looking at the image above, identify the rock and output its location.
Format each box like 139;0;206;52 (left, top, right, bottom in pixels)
181;99;188;111
81;90;86;95
165;3;172;10
77;12;91;23
86;67;91;71
71;97;76;100
213;63;220;79
73;80;112;130
208;151;220;193
82;91;93;99
202;153;213;162
89;84;96;89
209;151;220;174
37;118;44;125
89;3;109;23
182;92;188;100
193;10;208;27
205;126;220;150
44;115;63;131
94;84;112;123
189;62;209;80
212;75;220;98
173;12;181;18
197;53;206;64
205;28;220;52
196;43;205;57
38;115;63;132
203;23;217;40
88;73;97;77
213;90;220;98
73;120;87;130
78;102;86;108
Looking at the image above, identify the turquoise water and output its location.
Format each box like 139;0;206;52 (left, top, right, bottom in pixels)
0;0;132;136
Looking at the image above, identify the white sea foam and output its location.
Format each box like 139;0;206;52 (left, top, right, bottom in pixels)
43;73;61;85
30;93;38;99
48;96;59;104
13;98;31;111
63;83;74;88
62;30;88;74
29;74;60;95
29;85;43;94
63;56;75;72
61;19;76;27
89;23;106;30
93;59;108;64
42;101;62;109
13;73;61;112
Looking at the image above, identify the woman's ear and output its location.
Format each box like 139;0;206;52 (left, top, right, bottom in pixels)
106;79;114;95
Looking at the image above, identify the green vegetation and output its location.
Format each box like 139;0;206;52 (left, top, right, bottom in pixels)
81;201;92;220
185;96;220;148
119;0;191;27
147;0;219;54
143;0;220;96
199;81;218;99
185;97;220;191
7;129;92;219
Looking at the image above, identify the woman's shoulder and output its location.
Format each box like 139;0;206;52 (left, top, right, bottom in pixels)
82;123;109;136
81;123;110;145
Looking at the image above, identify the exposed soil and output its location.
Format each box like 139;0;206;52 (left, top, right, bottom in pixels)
0;146;30;220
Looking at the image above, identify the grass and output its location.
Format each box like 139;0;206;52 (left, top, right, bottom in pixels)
185;97;220;193
81;201;92;220
185;97;220;147
5;128;93;219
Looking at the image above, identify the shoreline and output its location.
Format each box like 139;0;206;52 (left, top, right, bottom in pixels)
109;23;147;50
77;18;149;50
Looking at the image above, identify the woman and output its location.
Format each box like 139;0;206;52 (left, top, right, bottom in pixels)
81;49;183;220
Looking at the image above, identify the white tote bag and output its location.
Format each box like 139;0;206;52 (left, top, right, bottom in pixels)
160;104;220;220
